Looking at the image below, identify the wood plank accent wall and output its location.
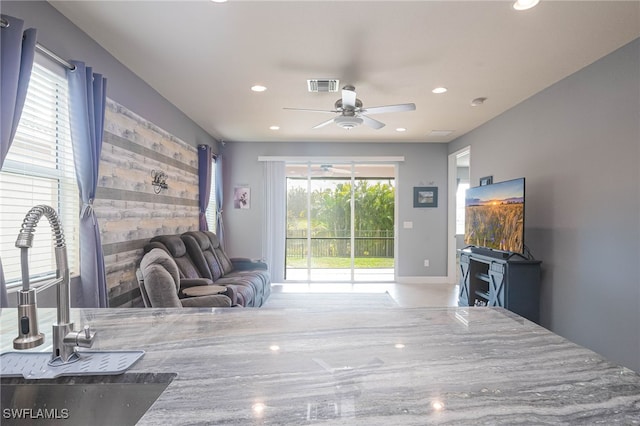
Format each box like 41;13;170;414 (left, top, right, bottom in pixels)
97;99;199;307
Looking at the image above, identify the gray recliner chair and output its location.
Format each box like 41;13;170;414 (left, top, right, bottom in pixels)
137;248;232;308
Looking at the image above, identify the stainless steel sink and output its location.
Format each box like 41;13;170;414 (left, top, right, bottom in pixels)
0;372;176;426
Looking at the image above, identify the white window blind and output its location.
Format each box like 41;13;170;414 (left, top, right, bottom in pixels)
205;158;217;232
0;58;79;287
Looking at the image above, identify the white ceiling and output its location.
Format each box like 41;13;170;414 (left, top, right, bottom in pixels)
48;1;639;144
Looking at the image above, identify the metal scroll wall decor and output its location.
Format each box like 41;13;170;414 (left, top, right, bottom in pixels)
151;170;168;194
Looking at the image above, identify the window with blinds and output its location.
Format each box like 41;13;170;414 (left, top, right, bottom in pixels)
205;158;217;232
0;57;79;287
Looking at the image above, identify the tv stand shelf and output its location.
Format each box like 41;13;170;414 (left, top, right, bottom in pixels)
458;248;541;323
475;290;490;300
475;272;491;282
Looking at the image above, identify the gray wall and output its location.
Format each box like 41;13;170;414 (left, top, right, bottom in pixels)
221;142;449;278
1;1;217;151
449;39;640;372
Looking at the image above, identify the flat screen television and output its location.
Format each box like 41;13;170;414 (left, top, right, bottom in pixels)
464;178;525;255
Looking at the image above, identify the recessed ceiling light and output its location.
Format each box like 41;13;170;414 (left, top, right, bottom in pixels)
396;127;407;132
513;0;540;11
470;97;487;107
251;85;267;92
432;87;448;94
269;125;280;130
211;0;228;3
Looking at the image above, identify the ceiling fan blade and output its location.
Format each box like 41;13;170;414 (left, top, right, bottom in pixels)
361;103;416;115
342;87;357;109
312;117;337;129
318;164;351;175
283;107;338;114
361;115;385;130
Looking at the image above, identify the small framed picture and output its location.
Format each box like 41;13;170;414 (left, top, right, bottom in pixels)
233;186;250;209
479;176;493;186
413;186;438;208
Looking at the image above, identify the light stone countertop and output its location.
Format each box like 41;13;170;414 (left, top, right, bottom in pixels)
1;306;639;425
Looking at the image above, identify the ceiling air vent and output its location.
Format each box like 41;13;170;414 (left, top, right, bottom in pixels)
429;130;454;138
307;79;339;93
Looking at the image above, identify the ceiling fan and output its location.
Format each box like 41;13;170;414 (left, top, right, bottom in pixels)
316;164;352;176
284;85;416;130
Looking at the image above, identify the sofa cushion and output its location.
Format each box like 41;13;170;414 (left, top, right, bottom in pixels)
205;231;235;275
141;248;180;290
150;235;202;279
139;249;182;307
180;294;231;308
154;234;187;257
182;231;223;281
215;279;255;307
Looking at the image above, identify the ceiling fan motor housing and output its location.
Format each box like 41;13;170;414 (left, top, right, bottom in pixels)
335;98;363;111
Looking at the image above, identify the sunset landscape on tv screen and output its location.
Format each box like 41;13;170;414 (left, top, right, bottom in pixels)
464;178;525;254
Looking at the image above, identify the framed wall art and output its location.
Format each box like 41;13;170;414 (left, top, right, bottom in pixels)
234;186;250;209
413;186;438;208
479;176;493;186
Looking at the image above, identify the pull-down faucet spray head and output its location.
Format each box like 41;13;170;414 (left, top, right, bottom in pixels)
12;282;45;349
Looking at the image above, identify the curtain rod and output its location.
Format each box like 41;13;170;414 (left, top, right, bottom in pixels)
35;43;76;71
1;17;76;71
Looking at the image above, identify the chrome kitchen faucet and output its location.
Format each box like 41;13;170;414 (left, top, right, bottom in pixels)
13;205;96;364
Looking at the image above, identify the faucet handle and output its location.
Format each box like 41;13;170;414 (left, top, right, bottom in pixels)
77;325;96;348
63;325;96;349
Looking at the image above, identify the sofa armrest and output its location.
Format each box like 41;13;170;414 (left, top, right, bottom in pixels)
181;278;214;288
231;258;268;271
180;294;232;308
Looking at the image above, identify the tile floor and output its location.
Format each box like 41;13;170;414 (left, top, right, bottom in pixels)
271;282;460;308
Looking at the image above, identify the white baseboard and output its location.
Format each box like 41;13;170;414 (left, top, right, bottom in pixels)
396;276;457;284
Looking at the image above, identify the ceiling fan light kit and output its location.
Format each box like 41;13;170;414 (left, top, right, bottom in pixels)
334;115;364;130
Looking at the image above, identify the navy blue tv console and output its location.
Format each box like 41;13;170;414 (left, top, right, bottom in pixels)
458;248;542;323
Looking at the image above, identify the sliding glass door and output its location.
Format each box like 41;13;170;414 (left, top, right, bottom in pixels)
285;163;395;282
352;176;395;281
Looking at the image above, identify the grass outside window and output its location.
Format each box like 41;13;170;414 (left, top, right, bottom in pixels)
286;257;393;269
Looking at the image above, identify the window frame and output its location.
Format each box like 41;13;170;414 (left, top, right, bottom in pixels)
0;54;79;289
204;156;217;232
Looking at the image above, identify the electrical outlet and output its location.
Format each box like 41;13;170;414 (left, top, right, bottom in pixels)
424;259;430;267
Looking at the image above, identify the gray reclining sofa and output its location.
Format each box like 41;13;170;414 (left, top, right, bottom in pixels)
142;231;270;307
